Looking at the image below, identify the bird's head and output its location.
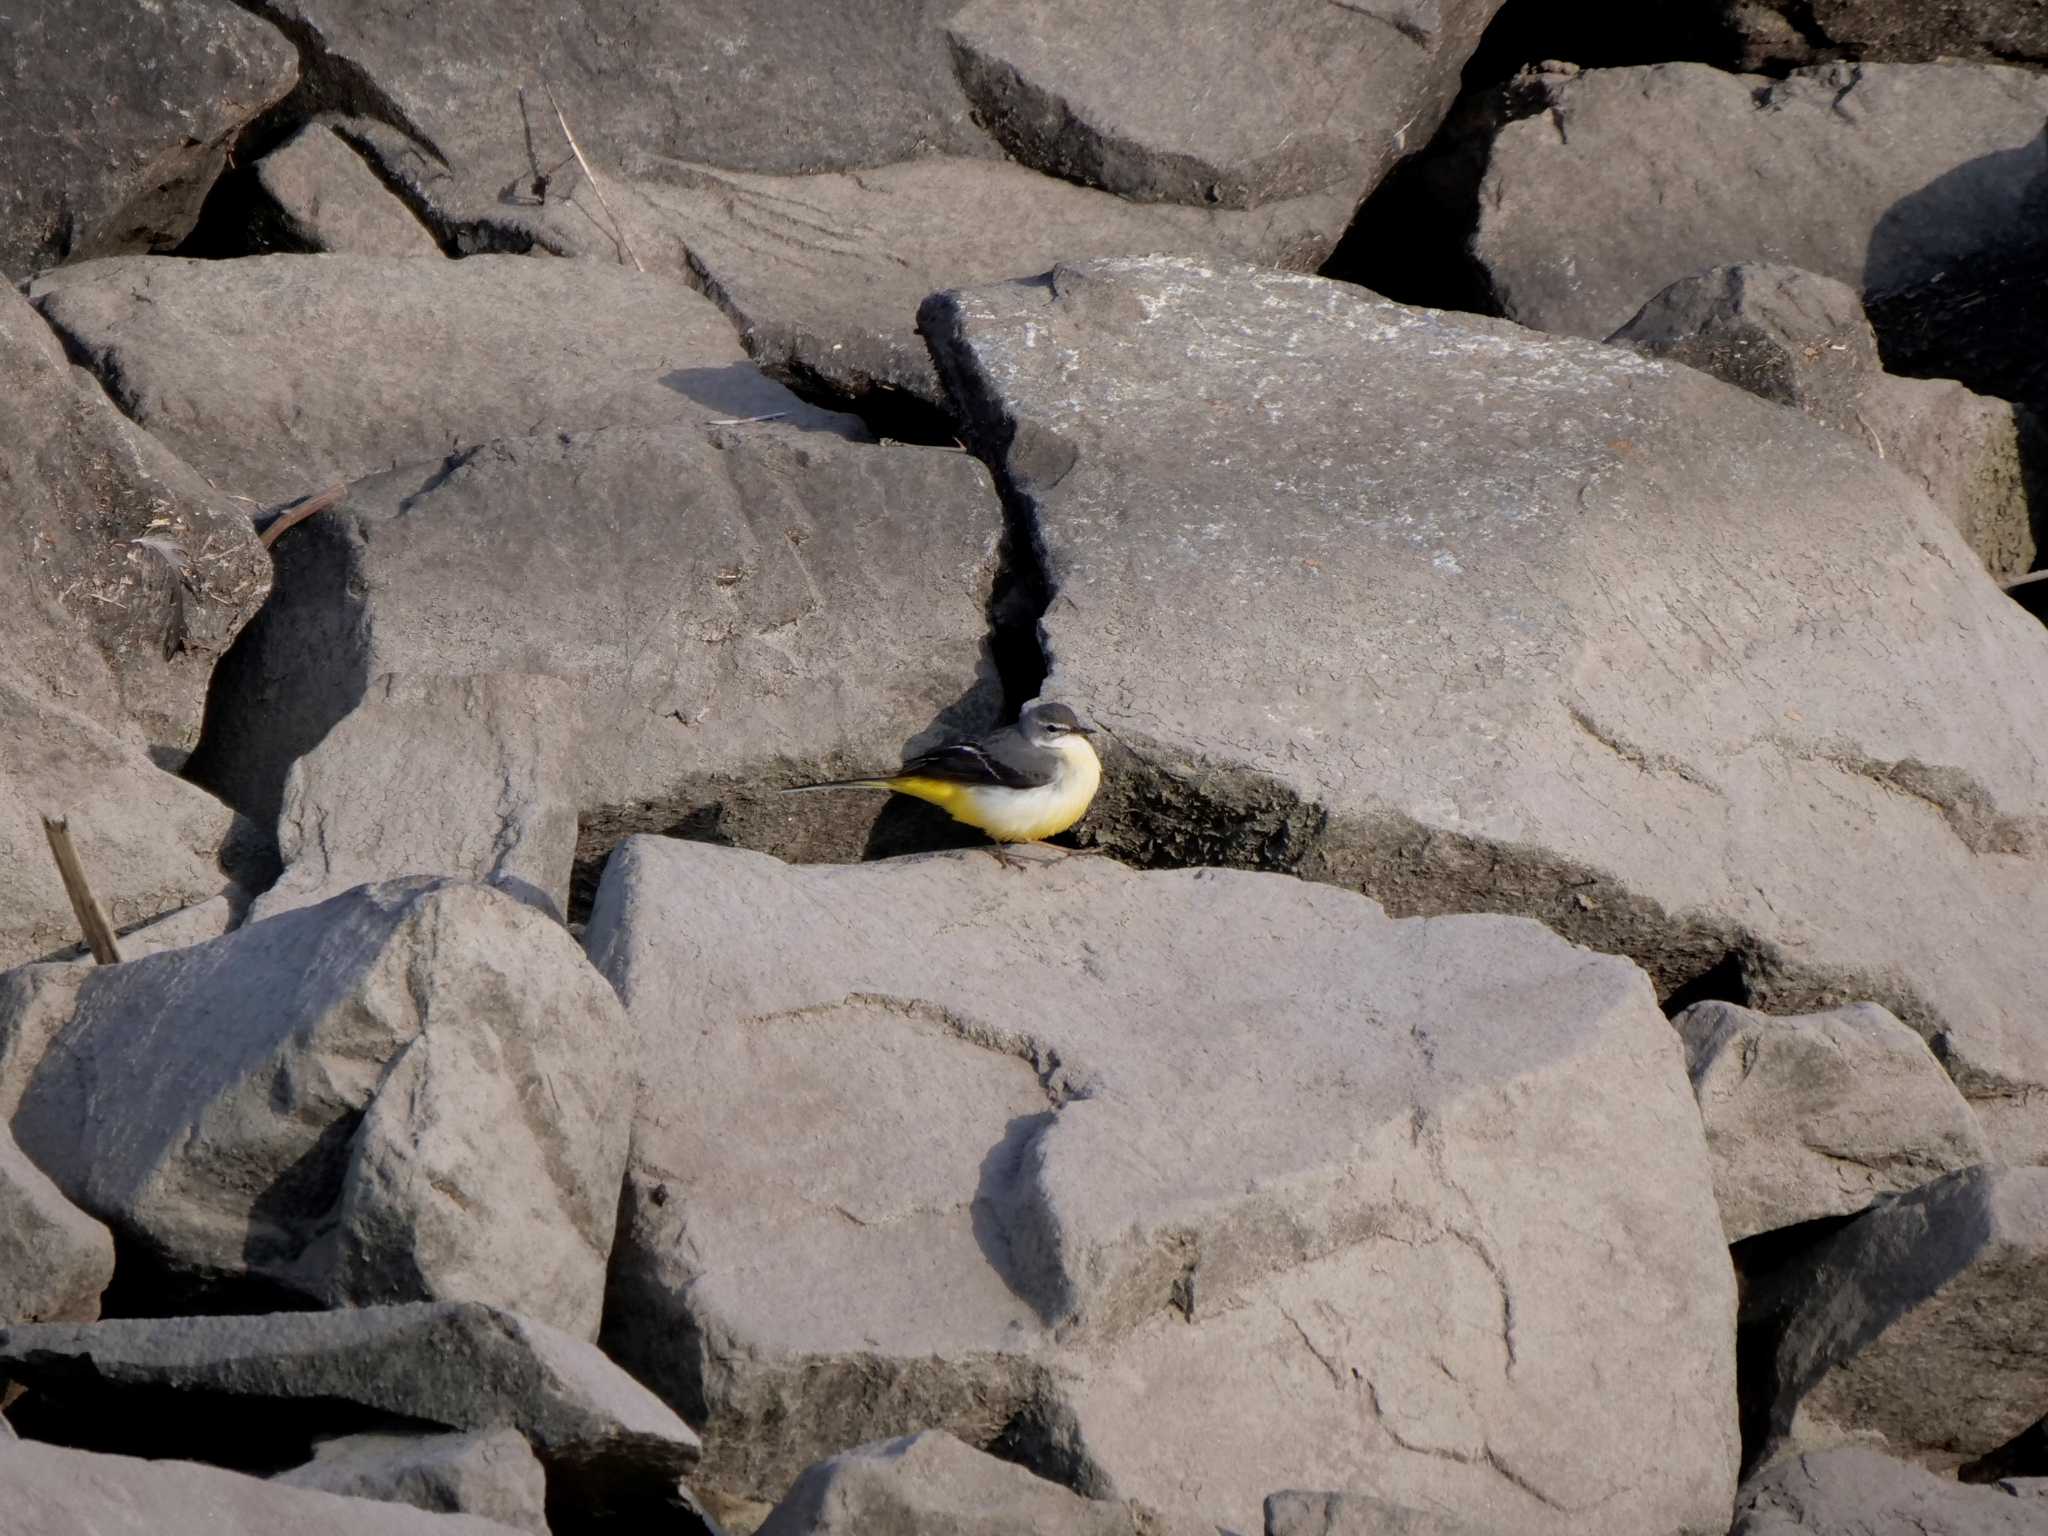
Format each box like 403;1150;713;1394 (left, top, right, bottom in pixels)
1020;699;1097;750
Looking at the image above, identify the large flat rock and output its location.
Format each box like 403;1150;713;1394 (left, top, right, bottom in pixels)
7;879;631;1335
1472;62;2048;411
28;253;859;507
0;0;296;278
185;422;1004;890
945;0;1502;209
921;255;2048;1160
587;838;1736;1535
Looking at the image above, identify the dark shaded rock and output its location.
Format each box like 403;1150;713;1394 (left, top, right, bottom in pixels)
254;119;442;257
1721;0;2048;70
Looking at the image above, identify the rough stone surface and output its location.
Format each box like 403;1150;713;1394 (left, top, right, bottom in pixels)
0;1304;700;1514
1675;1000;1990;1242
756;1431;1165;1535
1265;1490;1505;1536
185;422;1004;868
588;838;1736;1536
0;0;297;278
248;675;581;924
944;0;1503;210
0;1123;112;1325
254;120;443;258
1722;1;2048;69
1732;1447;2048;1534
921;255;2048;1161
578;157;1355;405
1766;1165;2048;1467
7;879;631;1336
28;253;860;507
2002;1478;2048;1500
0;1437;529;1536
1474;63;2048;413
1609;263;2043;578
275;1429;549;1535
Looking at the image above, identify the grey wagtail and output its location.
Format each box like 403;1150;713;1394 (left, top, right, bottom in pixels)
784;699;1102;852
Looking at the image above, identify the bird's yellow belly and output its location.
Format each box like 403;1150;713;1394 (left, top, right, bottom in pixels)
889;765;1099;843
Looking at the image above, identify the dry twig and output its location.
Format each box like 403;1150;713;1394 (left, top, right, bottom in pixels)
541;76;645;273
41;815;123;964
261;483;347;550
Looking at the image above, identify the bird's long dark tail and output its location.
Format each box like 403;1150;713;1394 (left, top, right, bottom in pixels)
779;777;898;794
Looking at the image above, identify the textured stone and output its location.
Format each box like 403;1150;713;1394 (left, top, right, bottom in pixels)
1266;1490;1505;1535
254;121;442;258
1609;263;2042;578
29;253;859;507
1766;1166;2048;1467
275;1429;548;1535
185;422;1003;870
0;0;296;278
0;1123;112;1325
0;1437;528;1536
944;0;1503;209
1675;1000;1989;1241
8;880;631;1335
1722;0;2048;69
588;838;1736;1535
921;255;2048;1160
1732;1447;2048;1535
0;1304;700;1516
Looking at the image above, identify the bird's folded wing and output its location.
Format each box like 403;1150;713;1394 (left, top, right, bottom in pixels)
896;740;1055;790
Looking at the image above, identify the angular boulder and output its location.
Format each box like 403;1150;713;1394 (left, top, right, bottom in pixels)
0;1124;112;1325
28;253;860;507
588;838;1737;1535
1471;62;2048;411
1732;1446;2048;1535
0;1304;700;1516
1609;263;2044;578
1766;1166;2048;1467
275;1429;548;1535
7;879;631;1336
0;0;296;277
185;422;1004;874
921;255;2048;1160
1675;1000;1989;1241
945;0;1502;210
253;120;443;259
0;1437;528;1536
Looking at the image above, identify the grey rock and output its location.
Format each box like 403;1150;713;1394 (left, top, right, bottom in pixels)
0;0;297;278
587;838;1737;1535
187;421;1003;867
249;674;581;924
1675;1000;1990;1242
1474;62;2048;412
1722;0;2048;69
254;120;443;258
2001;1478;2048;1499
1732;1447;2048;1534
0;1122;112;1324
0;1437;529;1536
275;1429;548;1535
0;1304;700;1516
920;254;2048;1161
28;253;861;507
1266;1490;1504;1535
756;1431;1167;1535
1609;263;2042;578
945;0;1501;210
1766;1166;2048;1467
565;156;1355;405
8;879;631;1336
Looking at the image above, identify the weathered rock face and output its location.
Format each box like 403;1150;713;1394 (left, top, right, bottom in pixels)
1675;1000;1989;1242
274;1429;548;1535
1765;1166;2048;1468
1471;62;2048;413
187;422;1004;883
253;121;443;259
6;880;631;1336
0;1124;112;1326
27;253;860;507
1609;263;2044;579
0;1437;530;1536
588;838;1737;1536
0;1305;700;1523
1265;1490;1506;1536
921;255;2048;1161
1731;1446;2048;1535
944;0;1504;210
756;1431;1167;1536
0;0;297;278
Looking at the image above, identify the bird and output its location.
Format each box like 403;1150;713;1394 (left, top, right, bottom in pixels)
784;699;1102;861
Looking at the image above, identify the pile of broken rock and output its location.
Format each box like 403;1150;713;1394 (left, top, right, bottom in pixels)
3;2;2046;1534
